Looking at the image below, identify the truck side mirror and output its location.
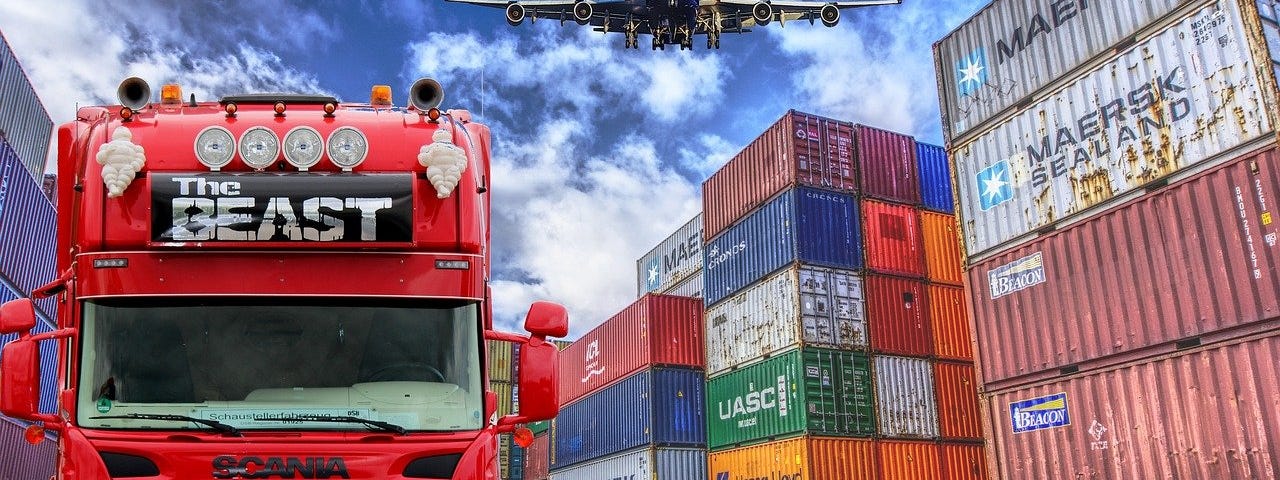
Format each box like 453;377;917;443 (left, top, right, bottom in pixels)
523;301;567;339
1;338;41;420
0;298;37;334
512;339;558;422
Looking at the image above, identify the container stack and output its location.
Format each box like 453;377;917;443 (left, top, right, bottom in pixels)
700;110;984;479
486;340;518;479
935;0;1280;477
548;294;706;479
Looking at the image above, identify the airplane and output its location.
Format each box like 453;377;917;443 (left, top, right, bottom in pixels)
445;0;901;50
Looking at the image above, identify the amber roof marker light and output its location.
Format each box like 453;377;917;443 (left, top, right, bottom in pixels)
371;85;392;106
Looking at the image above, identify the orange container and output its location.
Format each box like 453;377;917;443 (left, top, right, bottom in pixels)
940;442;987;480
920;211;963;286
878;440;941;479
928;284;973;361
934;361;982;440
708;436;876;480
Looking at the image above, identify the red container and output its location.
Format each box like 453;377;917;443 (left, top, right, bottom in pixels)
877;440;941;480
940;442;986;480
928;285;972;362
557;294;703;405
866;275;931;357
702;110;857;241
862;200;925;278
985;331;1280;480
968;148;1280;388
920;211;963;286
934;361;981;440
524;433;549;480
856;125;920;205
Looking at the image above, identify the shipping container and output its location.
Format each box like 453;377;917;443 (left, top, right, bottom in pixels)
0;139;58;320
548;446;705;480
878;440;941;480
969;149;1280;387
552;368;705;469
861;200;925;278
920;211;964;286
528;419;552;437
636;214;702;296
509;441;526;480
704;187;862;307
934;362;982;440
986;332;1280;480
0;32;54;179
0;419;56;480
917;142;955;214
662;268;703;298
856;125;921;205
558;294;703;405
492;381;514;416
928;285;972;362
706;347;874;449
933;0;1189;145
950;0;1278;259
707;436;877;480
940;442;987;480
499;433;511;479
703;110;857;240
704;264;866;376
865;275;931;357
525;433;550;480
487;340;515;383
873;355;939;439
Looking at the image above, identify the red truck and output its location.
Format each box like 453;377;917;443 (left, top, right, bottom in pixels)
0;76;564;479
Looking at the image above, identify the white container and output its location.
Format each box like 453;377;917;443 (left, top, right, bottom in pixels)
951;0;1278;259
636;214;702;296
663;268;703;298
873;355;939;439
548;446;706;480
704;264;865;377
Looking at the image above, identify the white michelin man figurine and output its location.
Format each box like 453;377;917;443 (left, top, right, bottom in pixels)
418;127;469;199
96;127;146;198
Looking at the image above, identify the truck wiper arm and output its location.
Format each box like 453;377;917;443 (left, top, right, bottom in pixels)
91;413;242;436
263;415;408;435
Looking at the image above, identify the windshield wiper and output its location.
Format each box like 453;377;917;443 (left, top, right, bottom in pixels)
262;415;407;435
91;413;242;436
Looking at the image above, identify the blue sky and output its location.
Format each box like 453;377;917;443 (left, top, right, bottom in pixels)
0;0;985;337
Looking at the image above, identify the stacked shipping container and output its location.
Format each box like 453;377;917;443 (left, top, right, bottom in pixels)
935;0;1280;477
0;32;53;180
486;339;518;479
636;214;703;298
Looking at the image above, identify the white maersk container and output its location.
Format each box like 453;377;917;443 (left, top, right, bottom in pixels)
548;447;706;480
933;0;1190;145
635;214;702;297
873;355;940;439
704;264;865;377
947;0;1280;259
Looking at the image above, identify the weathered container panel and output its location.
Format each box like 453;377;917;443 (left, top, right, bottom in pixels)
707;436;877;480
662;268;703;298
704;264;866;376
862;200;925;278
0;34;54;179
934;362;982;440
969;149;1280;386
703;111;858;241
933;0;1189;144
636;214;702;296
857;125;921;205
953;0;1277;259
920;211;964;286
866;275;931;357
548;447;706;480
704;187;862;307
525;433;550;480
487;340;515;383
940;442;987;480
558;294;703;405
986;333;1280;480
928;284;972;362
0;420;56;480
917;142;955;214
873;355;940;439
878;440;942;480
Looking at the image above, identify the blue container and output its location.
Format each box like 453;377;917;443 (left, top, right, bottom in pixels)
916;142;954;214
508;442;526;480
551;367;705;469
0;421;56;480
703;186;862;307
0;138;58;320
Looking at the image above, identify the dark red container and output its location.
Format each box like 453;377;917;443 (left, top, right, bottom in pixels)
968;148;1280;388
862;200;925;278
524;433;549;480
866;274;931;357
856;125;920;205
557;294;703;406
703;110;856;241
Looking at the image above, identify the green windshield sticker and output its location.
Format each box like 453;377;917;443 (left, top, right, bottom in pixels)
96;397;113;413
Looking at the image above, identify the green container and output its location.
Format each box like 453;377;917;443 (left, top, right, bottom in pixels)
528;419;552;436
706;347;874;450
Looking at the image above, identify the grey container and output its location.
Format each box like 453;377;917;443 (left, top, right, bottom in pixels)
636;214;702;297
549;446;705;480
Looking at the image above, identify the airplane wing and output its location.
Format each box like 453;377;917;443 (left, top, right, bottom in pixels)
710;0;899;29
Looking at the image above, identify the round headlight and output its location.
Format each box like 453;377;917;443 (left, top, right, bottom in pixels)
326;126;368;171
282;126;323;171
194;126;235;170
238;126;280;170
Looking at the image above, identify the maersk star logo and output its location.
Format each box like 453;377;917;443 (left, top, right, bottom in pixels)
645;257;661;291
977;160;1013;210
956;47;988;97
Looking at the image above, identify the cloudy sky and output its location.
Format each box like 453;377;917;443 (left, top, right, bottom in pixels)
0;0;984;338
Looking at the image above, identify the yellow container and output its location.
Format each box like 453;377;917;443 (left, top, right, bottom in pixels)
708;436;876;480
486;340;515;382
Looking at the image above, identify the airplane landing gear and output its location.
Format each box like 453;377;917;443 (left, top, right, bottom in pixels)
676;25;692;50
706;31;720;49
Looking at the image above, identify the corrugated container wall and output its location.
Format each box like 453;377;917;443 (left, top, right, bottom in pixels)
873;355;939;439
492;382;514;416
940;442;987;480
663;269;702;298
928;284;972;361
856;125;921;205
951;0;1277;259
879;440;941;480
708;436;877;480
487;340;515;383
636;214;702;296
970;149;1280;387
861;200;925;277
548;447;705;480
986;332;1280;480
524;433;550;480
865;275;931;357
0;421;56;480
0;33;53;179
920;211;964;286
933;0;1188;144
703;187;862;307
551;368;705;469
706;347;875;450
0;266;57;415
703;110;857;240
509;442;526;480
916;142;955;213
704;264;866;376
933;362;982;440
0;139;58;320
557;294;703;405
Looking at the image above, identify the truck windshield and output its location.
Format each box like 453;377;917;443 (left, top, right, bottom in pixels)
76;297;484;433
